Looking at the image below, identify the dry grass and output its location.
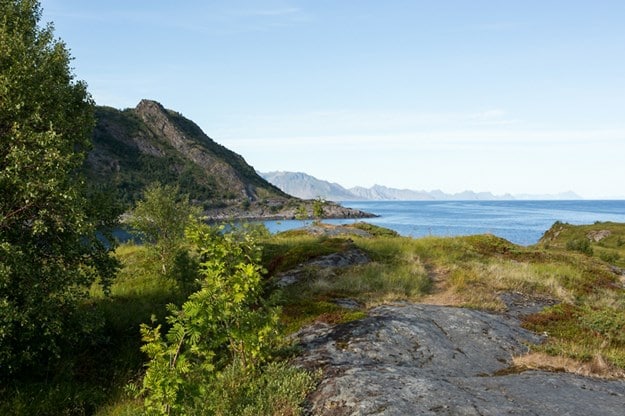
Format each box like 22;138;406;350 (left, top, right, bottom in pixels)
513;352;625;379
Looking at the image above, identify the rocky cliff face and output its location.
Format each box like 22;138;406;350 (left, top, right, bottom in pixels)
133;100;262;201
87;99;288;207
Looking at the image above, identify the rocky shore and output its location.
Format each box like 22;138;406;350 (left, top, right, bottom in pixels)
204;199;376;221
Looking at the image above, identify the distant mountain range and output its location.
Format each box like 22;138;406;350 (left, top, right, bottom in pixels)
260;171;582;201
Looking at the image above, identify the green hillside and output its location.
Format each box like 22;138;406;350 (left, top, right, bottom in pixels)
537;221;625;268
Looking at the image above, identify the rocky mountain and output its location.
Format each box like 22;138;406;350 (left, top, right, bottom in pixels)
261;171;581;201
85;100;370;219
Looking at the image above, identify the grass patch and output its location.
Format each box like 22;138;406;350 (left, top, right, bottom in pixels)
280;297;367;334
195;361;319;416
523;303;625;370
275;234;433;310
346;221;400;238
320;260;430;305
262;234;354;275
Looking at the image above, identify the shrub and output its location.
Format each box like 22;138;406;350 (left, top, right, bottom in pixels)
566;238;593;256
198;361;317;416
139;222;280;415
599;251;620;264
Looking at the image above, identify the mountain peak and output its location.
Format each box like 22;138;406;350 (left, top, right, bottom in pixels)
135;99;166;112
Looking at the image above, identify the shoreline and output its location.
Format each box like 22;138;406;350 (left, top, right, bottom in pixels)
203;201;377;222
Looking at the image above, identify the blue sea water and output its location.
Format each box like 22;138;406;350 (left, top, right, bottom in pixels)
264;200;625;246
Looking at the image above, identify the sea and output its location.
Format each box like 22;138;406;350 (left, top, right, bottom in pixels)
264;200;625;246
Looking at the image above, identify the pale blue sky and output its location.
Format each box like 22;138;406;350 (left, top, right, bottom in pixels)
41;1;625;198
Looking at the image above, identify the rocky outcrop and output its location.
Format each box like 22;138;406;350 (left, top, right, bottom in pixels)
295;303;625;415
277;248;371;287
202;200;374;221
587;230;611;242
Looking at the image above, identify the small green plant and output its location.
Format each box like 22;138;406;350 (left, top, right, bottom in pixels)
580;306;625;346
198;361;318;415
139;222;280;415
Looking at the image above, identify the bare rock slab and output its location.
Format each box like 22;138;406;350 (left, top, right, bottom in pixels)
296;304;625;415
277;248;370;287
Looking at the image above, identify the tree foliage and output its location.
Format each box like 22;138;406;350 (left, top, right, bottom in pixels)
127;182;202;282
139;223;279;415
0;0;118;376
312;197;326;221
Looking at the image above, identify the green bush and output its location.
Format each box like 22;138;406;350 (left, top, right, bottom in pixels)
566;238;594;256
127;183;201;287
599;250;620;264
580;306;625;346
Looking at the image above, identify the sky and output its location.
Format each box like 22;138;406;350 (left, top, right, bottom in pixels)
40;0;625;199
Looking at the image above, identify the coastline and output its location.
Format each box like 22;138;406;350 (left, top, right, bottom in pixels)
203;200;377;222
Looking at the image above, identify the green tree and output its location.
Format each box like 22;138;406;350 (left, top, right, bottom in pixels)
295;204;308;221
0;0;118;376
127;183;201;280
312;197;326;222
